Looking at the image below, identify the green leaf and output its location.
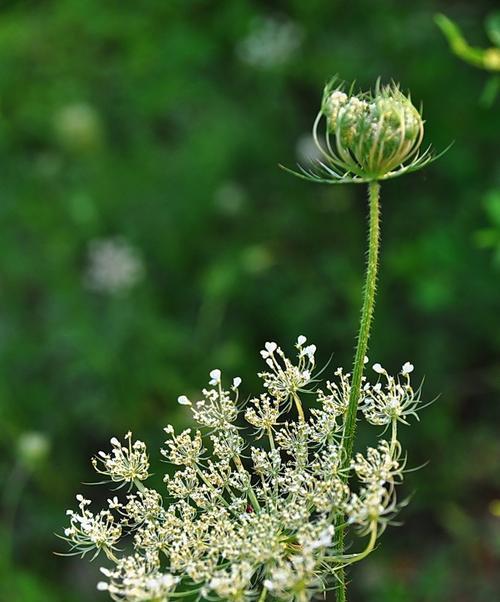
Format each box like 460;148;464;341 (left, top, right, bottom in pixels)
435;13;500;71
485;11;500;47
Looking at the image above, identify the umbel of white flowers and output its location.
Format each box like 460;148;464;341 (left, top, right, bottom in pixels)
61;336;424;602
283;78;439;184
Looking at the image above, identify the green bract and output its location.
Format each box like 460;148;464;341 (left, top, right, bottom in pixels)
284;79;438;184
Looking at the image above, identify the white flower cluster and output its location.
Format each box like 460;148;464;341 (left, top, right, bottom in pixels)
362;361;421;426
258;337;316;405
324;88;421;147
97;552;179;600
63;495;121;561
236;17;303;69
85;237;144;295
62;337;424;601
92;431;150;486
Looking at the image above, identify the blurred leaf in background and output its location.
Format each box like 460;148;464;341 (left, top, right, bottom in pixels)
435;10;500;105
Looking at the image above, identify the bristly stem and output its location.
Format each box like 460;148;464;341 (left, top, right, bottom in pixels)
335;180;381;602
344;180;380;464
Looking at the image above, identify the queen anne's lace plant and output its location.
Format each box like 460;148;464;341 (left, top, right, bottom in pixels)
62;340;422;601
62;78;439;602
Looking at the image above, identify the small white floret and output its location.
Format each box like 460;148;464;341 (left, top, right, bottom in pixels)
297;335;307;346
304;344;316;358
372;363;384;374
177;395;191;406
401;361;414;375
265;341;277;353
209;369;221;385
232;377;242;388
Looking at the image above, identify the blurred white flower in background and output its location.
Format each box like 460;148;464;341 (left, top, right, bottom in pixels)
84;237;144;295
295;134;324;165
236;17;303;69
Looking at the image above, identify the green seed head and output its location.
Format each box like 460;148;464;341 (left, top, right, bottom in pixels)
322;81;424;180
282;77;442;185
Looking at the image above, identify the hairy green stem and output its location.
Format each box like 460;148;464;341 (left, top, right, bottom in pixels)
335;181;381;602
344;181;381;463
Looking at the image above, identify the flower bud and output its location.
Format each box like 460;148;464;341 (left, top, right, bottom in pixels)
283;78;438;185
322;81;424;180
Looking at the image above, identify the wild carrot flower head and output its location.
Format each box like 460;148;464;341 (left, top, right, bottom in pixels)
61;338;427;601
284;78;439;184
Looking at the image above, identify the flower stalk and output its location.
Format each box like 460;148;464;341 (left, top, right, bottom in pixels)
283;77;439;602
335;180;380;602
343;180;381;462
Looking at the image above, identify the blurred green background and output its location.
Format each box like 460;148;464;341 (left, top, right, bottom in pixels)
0;1;499;600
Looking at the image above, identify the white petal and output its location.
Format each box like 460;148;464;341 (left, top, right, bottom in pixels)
209;369;221;383
402;361;414;374
177;395;191;406
305;344;316;357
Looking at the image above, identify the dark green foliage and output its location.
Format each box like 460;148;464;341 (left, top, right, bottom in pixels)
0;1;498;600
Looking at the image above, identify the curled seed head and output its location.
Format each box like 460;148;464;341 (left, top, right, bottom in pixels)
321;80;424;180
